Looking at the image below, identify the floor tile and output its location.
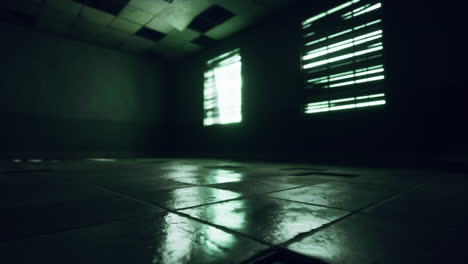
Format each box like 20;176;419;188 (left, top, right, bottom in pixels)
287;213;466;264
267;185;394;211
345;170;429;187
208;179;302;196
129;186;243;210
180;197;349;244
171;169;245;185
0;212;268;264
260;176;330;187
0;181;115;209
2;158;466;263
364;181;468;222
2;195;162;242
313;181;405;194
102;178;193;194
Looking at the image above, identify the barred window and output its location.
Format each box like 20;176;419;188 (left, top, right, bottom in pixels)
302;0;386;114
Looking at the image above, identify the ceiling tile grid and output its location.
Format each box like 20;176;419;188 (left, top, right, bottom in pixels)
145;15;176;34
118;4;154;25
127;0;170;15
0;0;298;60
136;26;166;42
157;0;213;31
187;4;235;33
205;6;267;40
74;0;128;16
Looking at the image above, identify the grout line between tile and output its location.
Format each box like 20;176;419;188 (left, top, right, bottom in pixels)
98;186;275;248
265;196;354;211
275;189;413;249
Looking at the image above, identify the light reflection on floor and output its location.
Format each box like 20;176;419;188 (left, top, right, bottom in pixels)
1;158;465;263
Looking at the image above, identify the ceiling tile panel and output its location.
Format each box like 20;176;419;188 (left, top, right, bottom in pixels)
118;5;154;25
109;17;142;34
136;27;165;42
79;6;114;25
74;0;129;16
205;7;266;40
157;0;213;31
0;0;299;59
145;15;175;34
156;35;186;49
154;33;205;58
46;0;82;16
187;5;234;33
127;0;169;15
187;19;214;33
199;4;234;24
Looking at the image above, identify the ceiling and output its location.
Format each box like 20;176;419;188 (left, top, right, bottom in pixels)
0;0;298;60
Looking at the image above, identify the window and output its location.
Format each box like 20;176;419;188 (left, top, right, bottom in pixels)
203;49;242;126
302;0;386;114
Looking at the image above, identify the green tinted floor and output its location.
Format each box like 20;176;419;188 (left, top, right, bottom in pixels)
0;158;466;263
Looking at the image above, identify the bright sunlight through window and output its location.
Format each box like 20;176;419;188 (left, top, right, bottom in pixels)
302;0;386;114
204;49;242;126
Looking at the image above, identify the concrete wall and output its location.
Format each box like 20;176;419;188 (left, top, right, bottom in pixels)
0;22;167;157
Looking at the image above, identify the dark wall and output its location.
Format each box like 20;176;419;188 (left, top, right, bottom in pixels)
168;0;467;163
1;22;166;157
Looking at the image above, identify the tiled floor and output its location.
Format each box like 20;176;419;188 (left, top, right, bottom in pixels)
0;158;466;263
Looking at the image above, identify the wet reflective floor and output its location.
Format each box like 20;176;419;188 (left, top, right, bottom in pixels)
1;158;467;263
